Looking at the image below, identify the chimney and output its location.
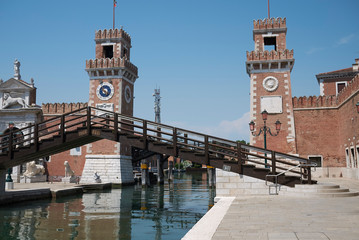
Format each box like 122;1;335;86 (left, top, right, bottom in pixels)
353;58;359;71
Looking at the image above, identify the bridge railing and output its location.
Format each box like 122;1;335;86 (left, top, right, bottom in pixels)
0;106;313;183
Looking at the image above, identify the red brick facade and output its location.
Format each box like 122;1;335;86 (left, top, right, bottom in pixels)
44;28;138;180
248;17;359;170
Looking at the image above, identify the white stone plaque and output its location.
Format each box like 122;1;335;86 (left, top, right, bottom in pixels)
260;96;282;114
95;103;114;116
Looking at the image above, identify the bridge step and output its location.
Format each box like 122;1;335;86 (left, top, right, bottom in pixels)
284;183;359;197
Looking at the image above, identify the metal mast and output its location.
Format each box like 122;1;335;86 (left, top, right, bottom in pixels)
153;88;161;123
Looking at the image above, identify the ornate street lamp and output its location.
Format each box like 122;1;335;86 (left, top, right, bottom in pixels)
356;101;359;113
249;110;281;167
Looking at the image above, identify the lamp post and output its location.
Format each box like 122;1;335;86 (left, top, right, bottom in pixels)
249;110;281;168
356;101;359;113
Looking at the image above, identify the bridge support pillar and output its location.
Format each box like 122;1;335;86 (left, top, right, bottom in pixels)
141;160;150;186
0;170;6;195
207;166;216;187
168;159;174;182
157;154;164;184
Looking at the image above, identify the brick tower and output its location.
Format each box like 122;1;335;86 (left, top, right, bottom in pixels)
246;18;296;154
81;28;138;183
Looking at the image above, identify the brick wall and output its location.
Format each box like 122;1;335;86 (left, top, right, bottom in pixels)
250;71;296;154
293;74;359;168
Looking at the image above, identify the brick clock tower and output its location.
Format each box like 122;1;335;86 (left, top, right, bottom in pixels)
246;18;296;154
81;28;138;184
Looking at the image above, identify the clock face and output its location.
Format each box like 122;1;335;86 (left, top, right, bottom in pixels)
125;85;132;103
263;76;279;92
96;82;114;101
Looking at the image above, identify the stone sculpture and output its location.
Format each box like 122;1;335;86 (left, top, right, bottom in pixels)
23;161;45;177
14;59;21;80
3;93;28;109
64;161;75;177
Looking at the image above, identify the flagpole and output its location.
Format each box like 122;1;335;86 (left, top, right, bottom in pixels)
268;0;270;19
113;0;115;29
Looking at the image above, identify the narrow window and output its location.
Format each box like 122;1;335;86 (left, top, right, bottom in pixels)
336;82;346;95
350;147;356;168
122;48;128;58
308;156;322;167
345;148;351;168
103;45;113;58
70;147;81;156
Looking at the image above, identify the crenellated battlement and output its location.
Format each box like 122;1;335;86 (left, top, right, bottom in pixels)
86;57;138;75
42;102;88;115
253;17;286;30
246;49;293;61
95;28;131;44
337;73;359;105
293;96;338;109
293;74;359;109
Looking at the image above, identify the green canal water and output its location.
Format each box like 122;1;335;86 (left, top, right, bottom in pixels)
0;172;215;240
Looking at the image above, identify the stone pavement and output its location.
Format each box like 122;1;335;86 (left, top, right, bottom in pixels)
7;182;79;191
184;178;359;240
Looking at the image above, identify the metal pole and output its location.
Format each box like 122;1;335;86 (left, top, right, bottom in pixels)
263;120;268;168
113;1;115;30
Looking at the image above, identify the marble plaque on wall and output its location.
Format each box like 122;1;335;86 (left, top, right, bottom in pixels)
95;103;114;116
260;96;282;114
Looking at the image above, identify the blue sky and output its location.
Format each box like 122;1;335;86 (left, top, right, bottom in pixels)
0;0;358;141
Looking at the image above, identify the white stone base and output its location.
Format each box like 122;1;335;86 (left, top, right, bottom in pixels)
80;155;134;184
5;182;14;189
20;175;47;183
62;176;78;184
312;167;359;180
215;168;288;197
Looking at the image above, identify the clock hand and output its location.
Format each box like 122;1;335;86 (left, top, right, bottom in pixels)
102;88;109;95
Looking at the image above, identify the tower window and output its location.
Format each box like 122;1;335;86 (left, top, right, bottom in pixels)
122;48;128;58
336;82;346;95
103;45;113;59
264;37;277;51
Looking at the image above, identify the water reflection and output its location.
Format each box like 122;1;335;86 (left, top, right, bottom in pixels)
0;172;214;240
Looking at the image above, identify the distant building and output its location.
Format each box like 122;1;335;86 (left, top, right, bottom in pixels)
0;60;42;182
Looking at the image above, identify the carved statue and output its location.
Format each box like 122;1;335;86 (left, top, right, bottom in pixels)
3;93;28;109
23;161;45;177
94;172;101;183
64;161;75;177
14;59;21;80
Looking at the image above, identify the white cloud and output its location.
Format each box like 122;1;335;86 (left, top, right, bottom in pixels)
167;112;251;142
336;34;355;45
305;47;324;55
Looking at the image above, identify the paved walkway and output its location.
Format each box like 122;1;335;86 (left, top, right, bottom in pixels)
184;178;359;240
7;182;79;191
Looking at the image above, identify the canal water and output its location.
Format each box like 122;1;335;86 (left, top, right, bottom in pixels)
0;172;215;240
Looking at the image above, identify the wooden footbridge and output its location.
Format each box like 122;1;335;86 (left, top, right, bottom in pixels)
0;107;315;187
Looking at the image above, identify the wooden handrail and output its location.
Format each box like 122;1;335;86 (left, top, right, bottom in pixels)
0;106;313;183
